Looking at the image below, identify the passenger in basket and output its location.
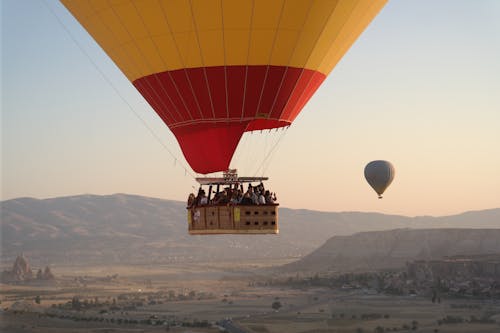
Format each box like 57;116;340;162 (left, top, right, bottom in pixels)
199;190;208;205
248;186;259;205
258;189;266;205
187;193;196;208
229;192;239;205
258;182;265;194
215;188;229;205
265;190;276;204
240;192;253;205
195;187;203;205
236;189;244;203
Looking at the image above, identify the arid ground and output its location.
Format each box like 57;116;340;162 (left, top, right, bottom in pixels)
2;261;500;333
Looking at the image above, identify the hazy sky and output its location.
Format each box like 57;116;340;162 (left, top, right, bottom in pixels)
2;0;499;217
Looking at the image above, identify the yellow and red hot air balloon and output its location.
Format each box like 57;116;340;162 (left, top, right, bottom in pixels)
62;0;386;174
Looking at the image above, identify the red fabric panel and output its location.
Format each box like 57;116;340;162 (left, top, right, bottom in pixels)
243;66;267;119
134;79;172;124
185;67;214;119
205;66;227;119
259;66;287;116
268;67;302;119
286;71;326;122
245;119;290;131
134;65;325;127
136;71;189;123
226;66;246;119
280;70;314;120
133;65;325;173
171;122;248;174
171;70;203;119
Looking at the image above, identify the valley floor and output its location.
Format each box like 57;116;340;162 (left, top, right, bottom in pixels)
1;262;500;333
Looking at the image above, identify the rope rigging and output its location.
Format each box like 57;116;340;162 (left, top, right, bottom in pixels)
43;0;197;180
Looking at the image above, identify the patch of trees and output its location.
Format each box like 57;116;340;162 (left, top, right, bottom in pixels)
23;308;212;329
271;301;282;311
263;271;406;294
437;315;495;325
449;303;482;309
55;289;216;313
330;313;390;321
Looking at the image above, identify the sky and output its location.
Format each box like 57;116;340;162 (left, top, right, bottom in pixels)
2;0;499;217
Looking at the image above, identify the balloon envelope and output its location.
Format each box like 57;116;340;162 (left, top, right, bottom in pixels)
62;0;387;174
364;160;395;198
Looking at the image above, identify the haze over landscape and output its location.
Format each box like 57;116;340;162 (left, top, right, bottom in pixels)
2;194;500;267
1;194;500;332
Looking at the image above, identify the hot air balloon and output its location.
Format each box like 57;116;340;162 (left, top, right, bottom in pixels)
61;0;387;174
364;160;395;199
61;0;386;234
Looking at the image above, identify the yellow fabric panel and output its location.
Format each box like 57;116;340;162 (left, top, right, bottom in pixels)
79;13;140;79
270;30;301;65
62;0;387;80
112;2;149;40
304;0;359;69
252;0;285;30
77;14;107;45
88;0;111;13
136;38;165;71
173;32;203;68
269;0;312;64
161;1;203;68
247;0;285;65
223;0;253;30
279;0;312;31
198;31;225;66
161;0;192;32
319;0;386;74
63;0;94;19
224;30;250;66
107;46;139;80
153;34;184;70
109;0;129;5
122;41;150;77
96;7;130;47
192;0;221;31
288;0;338;67
135;1;170;36
248;30;276;66
223;0;253;65
191;0;224;66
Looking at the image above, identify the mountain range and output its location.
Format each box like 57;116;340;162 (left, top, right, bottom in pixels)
1;194;499;268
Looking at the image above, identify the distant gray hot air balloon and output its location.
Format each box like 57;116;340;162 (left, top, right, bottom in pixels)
364;160;395;199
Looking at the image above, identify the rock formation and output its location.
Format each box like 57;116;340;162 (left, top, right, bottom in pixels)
38;266;55;280
2;253;33;282
1;254;55;283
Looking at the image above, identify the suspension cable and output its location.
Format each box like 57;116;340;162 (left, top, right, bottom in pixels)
254;126;290;177
43;0;196;180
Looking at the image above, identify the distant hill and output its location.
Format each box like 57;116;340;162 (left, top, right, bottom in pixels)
1;194;499;266
283;228;500;273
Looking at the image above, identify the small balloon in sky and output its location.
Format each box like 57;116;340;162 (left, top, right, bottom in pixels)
364;160;395;199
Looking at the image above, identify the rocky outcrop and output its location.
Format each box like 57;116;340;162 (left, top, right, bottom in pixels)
284;229;500;273
2;254;33;282
407;254;500;280
35;266;55;280
1;254;55;283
